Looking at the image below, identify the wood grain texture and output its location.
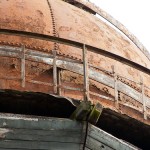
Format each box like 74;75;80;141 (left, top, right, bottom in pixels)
0;115;84;150
87;123;138;150
0;115;140;150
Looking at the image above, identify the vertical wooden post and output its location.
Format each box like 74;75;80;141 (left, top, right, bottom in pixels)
21;45;25;88
113;65;119;109
83;44;89;101
57;68;61;96
140;76;147;120
53;50;57;94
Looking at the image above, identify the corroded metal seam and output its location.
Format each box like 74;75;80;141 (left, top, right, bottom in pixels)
67;0;150;61
46;0;59;51
0;40;81;61
0;45;150;109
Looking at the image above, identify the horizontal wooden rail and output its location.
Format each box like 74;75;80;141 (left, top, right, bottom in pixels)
0;45;150;107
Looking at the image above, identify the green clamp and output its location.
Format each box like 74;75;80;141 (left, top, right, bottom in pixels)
70;101;103;125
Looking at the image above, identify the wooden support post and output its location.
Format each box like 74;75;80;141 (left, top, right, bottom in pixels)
113;65;119;109
83;44;89;101
53;50;57;94
21;45;25;88
57;68;62;96
140;76;147;120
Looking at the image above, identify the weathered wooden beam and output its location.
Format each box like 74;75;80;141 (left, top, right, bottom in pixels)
89;91;114;101
57;69;62;95
28;80;53;87
0;128;82;143
140;76;147;120
0;140;81;150
0;114;141;150
87;124;138;150
0;114;84;150
83;44;89;101
113;65;119;109
52;50;57;94
21;45;25;88
58;85;83;92
0;114;83;130
86;136;113;150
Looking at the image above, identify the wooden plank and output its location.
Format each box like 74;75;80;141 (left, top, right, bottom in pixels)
83;44;89;101
117;81;142;103
58;85;83;92
80;122;87;146
0;46;21;59
56;60;114;88
57;69;62;95
86;136;113;150
113;65;119;109
0;128;82;143
53;50;57;94
140;77;147;120
0;140;81;150
21;45;25;88
0;128;81;137
89;91;114;101
0;115;139;150
87;124;138;150
27;80;53;86
0;132;81;143
0;116;82;130
0;116;84;150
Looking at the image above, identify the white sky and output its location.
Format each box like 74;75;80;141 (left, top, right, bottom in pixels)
90;0;150;52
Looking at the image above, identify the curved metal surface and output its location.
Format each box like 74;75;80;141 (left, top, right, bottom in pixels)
0;0;149;68
0;0;150;124
67;0;150;61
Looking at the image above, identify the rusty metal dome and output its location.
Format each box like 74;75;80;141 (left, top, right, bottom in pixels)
0;0;150;127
